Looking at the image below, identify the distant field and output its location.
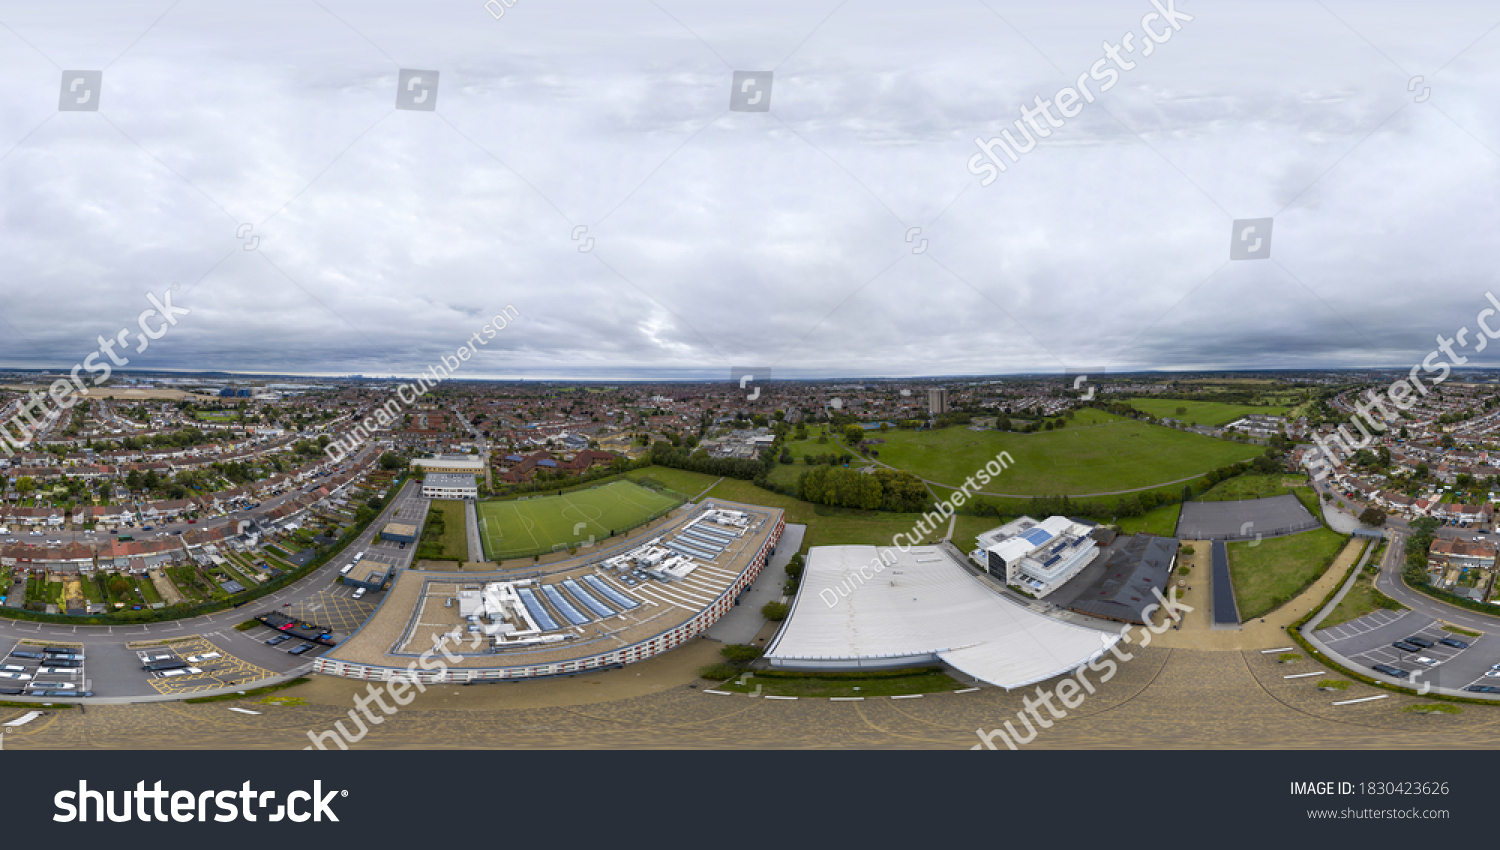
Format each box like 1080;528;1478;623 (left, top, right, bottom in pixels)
1125;398;1290;427
866;413;1261;496
478;480;681;559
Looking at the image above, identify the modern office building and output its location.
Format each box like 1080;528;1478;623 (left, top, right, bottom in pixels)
972;515;1098;599
411;454;486;475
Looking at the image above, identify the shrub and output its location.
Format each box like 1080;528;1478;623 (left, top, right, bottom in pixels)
720;644;763;663
761;601;790;621
697;662;740;681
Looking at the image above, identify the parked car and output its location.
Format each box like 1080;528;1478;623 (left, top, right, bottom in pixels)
1413;657;1438;666
1406;636;1435;648
1391;641;1422;652
288;643;316;655
352;587;367;600
265;634;291;646
185;653;221;663
1370;663;1409;678
1465;685;1500;693
1438;638;1471;649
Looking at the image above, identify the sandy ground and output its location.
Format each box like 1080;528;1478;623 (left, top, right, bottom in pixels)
3;385;193;400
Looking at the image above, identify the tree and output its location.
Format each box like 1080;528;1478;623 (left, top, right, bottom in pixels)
14;477;35;496
761;601;789;621
720;644;763;663
379;452;406;471
843;425;865;445
1357;506;1387;527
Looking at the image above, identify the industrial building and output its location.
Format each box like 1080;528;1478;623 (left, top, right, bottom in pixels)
972;515;1098;599
421;473;478;500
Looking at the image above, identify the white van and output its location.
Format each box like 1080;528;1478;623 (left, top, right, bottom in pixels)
155;667;203;679
340;564;354;575
0;665;27;674
0;671;30;681
26;681;72;690
35;667;75;676
184;653;220;663
353;552;365;562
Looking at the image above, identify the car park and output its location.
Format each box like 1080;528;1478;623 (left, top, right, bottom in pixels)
1406;636;1435;648
1391;641;1422;652
1439;638;1471;649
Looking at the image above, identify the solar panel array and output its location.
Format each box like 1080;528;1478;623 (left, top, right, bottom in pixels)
563;578;614;618
516;587;560;631
582;575;639;610
542;584;589;626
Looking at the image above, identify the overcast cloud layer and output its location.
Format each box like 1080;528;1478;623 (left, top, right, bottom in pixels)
0;0;1497;380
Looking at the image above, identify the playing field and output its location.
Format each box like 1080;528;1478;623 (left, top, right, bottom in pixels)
867;412;1263;496
1123;398;1291;427
477;480;683;559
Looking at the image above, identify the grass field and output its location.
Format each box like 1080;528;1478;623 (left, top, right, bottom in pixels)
478;479;682;559
1124;398;1290;427
416;501;469;562
1117;502;1182;536
866;412;1261;495
1227;530;1352;621
1197;474;1301;502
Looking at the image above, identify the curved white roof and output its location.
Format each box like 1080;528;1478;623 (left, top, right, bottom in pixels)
766;545;1119;690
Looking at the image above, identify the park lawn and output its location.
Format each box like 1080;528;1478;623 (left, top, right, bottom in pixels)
419;501;470;561
717;669;963;698
1321;573;1406;629
1197;474;1298;502
625;467;724;501
1124;398;1291;427
869;413;1261;496
1227;529;1351;621
952;514;1000;554
1116;501;1182;536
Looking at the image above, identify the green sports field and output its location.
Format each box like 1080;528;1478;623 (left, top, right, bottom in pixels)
867;412;1262;496
1123;398;1290;427
477;480;683;559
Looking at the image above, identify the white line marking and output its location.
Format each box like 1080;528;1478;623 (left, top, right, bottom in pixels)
763;695;796;700
1283;671;1326;679
702;689;731;695
953;687;980;694
1332;694;1390;706
1260;647;1295;653
829;697;864;701
228;707;261;715
891;694;924;699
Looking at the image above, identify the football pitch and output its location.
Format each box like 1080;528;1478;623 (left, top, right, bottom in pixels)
477;480;684;560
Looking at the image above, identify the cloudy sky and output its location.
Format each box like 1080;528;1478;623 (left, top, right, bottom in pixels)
0;0;1497;381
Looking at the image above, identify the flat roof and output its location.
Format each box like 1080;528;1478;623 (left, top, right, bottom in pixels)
323;500;781;670
423;473;477;487
766;545;1120;690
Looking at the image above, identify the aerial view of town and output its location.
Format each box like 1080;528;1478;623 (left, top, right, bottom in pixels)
3;2;1499;836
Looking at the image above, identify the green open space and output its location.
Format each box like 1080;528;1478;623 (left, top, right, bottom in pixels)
1116;501;1182;536
416;500;469;562
479;479;682;560
1124;398;1291;426
1197;474;1300;502
1228;530;1352;621
867;413;1262;496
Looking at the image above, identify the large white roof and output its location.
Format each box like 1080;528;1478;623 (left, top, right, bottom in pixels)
766;545;1119;690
